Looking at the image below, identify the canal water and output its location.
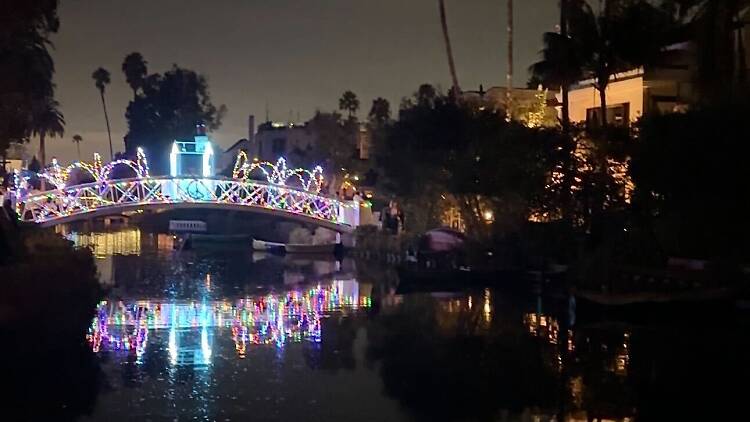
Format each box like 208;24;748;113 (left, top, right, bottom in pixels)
16;228;750;421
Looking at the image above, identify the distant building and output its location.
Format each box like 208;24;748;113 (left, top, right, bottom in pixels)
356;125;371;160
252;120;317;163
462;85;558;126
221;115;255;171
1;143;30;173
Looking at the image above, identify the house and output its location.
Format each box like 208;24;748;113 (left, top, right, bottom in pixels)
1;142;30;173
252;120;317;163
566;42;696;127
462;84;559;127
221;115;255;171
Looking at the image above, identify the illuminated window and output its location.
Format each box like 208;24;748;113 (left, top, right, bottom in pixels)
586;103;630;128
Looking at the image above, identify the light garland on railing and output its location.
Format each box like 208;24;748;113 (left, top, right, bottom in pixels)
15;148;150;193
17;176;351;226
13;149;359;228
232;151;324;193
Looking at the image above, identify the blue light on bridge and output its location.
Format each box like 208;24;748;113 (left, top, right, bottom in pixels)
169;124;215;178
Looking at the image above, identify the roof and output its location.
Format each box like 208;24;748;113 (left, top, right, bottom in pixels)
224;138;248;153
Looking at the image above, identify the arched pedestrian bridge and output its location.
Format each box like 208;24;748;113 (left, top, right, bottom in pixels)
12;150;361;232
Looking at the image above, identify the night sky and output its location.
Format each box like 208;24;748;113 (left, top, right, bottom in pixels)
45;0;557;162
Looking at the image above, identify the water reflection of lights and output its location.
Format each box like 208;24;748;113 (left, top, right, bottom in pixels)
524;312;560;345
615;332;631;375
87;280;371;364
482;289;491;323
66;228;141;257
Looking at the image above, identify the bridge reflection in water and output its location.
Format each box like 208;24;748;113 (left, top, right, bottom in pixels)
87;280;371;365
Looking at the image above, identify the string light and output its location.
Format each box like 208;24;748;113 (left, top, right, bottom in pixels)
13;149;357;227
86;282;371;358
232;151;324;193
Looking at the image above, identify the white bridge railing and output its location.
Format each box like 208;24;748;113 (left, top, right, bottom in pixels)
15;177;359;231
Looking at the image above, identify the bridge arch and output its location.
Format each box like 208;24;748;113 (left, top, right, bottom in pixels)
15;176;359;232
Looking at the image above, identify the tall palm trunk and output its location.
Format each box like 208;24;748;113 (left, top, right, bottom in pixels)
99;90;114;160
506;0;513;112
75;142;81;161
598;84;607;128
39;133;46;167
560;0;570;133
438;0;461;94
558;0;575;223
39;133;46;190
735;11;747;88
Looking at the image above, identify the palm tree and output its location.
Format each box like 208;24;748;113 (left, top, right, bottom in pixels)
545;0;672;128
530;4;582;132
121;52;148;99
506;0;513;111
72;134;83;161
559;0;570;132
92;67;114;159
31;97;65;168
338;91;360;119
438;0;461;94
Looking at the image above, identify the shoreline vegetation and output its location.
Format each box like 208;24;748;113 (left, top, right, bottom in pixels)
0;214;104;420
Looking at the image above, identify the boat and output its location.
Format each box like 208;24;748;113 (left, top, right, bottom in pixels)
190;233;252;244
252;238;341;256
252;239;286;255
285;242;339;255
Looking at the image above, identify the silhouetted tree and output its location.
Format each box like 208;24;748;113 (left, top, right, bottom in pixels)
31;97;64;166
666;0;750;102
92;67;114;159
72;134;83;161
338;90;360;119
124;63;226;173
307;111;357;173
121;52;148;99
438;0;460;94
529;10;582;131
631;100;750;263
0;0;60;157
368;97;391;128
540;0;673;128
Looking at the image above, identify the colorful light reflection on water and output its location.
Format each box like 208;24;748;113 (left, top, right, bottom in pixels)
87;280;371;364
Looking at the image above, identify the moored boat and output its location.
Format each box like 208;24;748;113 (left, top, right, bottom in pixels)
252;238;340;256
190;233;251;243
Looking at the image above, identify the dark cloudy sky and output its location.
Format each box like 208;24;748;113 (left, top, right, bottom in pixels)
43;0;557;163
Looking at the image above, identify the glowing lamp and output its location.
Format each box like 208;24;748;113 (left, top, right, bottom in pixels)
202;142;214;177
169;142;178;177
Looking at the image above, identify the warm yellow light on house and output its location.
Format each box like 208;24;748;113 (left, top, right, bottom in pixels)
482;210;494;223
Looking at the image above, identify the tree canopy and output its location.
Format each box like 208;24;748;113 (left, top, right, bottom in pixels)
631;100;750;261
338;91;360;119
375;86;562;238
0;0;60;156
124;59;226;173
121;52;148;99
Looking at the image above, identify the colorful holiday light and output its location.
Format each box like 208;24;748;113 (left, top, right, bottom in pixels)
86;281;370;361
13;149;357;228
232;151;324;193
